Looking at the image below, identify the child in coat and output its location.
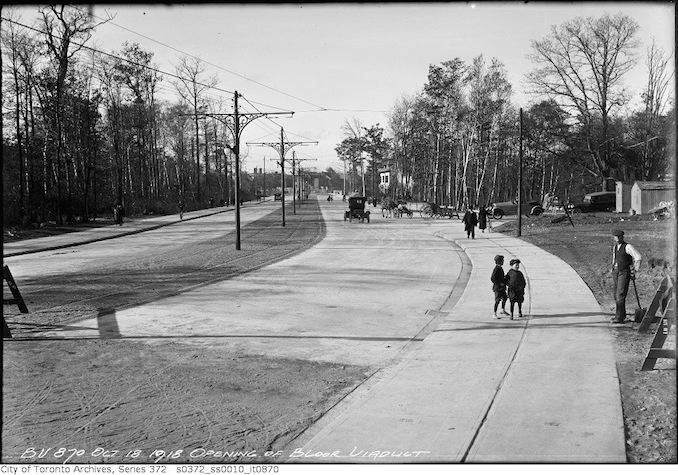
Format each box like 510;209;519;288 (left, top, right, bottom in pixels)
491;255;509;319
505;259;527;319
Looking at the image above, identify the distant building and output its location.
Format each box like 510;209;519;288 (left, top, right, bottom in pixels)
615;181;632;213
378;167;391;192
630;181;675;214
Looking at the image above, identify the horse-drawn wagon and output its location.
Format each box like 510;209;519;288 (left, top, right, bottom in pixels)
419;202;460;219
380;197;413;218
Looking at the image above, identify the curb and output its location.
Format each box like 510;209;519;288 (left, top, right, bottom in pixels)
3;207;234;258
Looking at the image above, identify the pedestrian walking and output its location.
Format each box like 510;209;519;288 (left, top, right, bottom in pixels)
491;255;510;319
113;203;123;225
462;208;478;239
178;199;184;220
478;206;488;233
609;230;642;324
506;259;527;320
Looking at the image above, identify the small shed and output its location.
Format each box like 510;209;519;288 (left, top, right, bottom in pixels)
616;181;632;213
631;181;675;215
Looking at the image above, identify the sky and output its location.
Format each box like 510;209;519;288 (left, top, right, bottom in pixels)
7;2;675;173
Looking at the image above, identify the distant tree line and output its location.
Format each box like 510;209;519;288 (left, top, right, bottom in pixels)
2;9;674;227
335;13;674;208
1;6;272;226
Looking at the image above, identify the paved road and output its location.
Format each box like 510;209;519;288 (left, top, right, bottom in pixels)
10;198;465;368
2;195;626;463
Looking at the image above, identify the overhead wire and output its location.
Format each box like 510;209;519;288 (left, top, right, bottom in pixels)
4;9;369;171
70;4;329;112
81;4;384;117
1;16;237;100
5;9;389;126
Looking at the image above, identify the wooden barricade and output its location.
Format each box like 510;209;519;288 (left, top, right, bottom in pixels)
640;305;675;371
637;275;673;333
638;275;675;371
3;265;29;338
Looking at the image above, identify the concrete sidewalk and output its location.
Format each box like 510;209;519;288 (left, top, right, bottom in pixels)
3;204;246;257
289;229;625;463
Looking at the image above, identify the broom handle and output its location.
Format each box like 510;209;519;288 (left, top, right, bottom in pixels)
632;276;642;308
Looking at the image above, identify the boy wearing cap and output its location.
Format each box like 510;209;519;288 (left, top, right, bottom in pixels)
610;230;642;324
506;259;527;319
491;255;510;319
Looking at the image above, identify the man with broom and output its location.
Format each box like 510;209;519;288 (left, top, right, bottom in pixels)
610;230;642;324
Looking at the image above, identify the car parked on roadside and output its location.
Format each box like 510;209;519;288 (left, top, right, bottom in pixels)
568;191;616;213
491;200;544;219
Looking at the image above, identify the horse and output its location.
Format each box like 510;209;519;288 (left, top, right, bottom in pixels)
381;198;397;218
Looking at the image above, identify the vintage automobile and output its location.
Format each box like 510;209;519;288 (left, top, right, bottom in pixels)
344;195;371;223
491;200;544;219
568;191;616;213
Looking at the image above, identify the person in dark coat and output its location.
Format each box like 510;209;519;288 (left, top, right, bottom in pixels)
609;229;642;323
478;206;488;233
113;203;123;225
506;259;527;319
491;255;509;319
462;208;478;239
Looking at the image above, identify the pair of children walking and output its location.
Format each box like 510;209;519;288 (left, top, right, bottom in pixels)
491;254;526;320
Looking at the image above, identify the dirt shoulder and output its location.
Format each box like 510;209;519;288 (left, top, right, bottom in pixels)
2;339;367;464
496;212;677;463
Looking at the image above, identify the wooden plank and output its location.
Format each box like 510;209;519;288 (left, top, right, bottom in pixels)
3;265;28;314
646;349;676;359
640;306;675;371
2;316;12;339
638;277;671;332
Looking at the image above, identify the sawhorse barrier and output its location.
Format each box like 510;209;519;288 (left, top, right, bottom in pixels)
638;275;675;371
3;264;29;338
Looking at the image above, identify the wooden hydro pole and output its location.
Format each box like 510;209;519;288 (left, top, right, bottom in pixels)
518;107;523;238
290;152;317;213
183;91;293;250
248;128;317;226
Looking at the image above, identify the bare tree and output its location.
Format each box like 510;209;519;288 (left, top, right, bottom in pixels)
640;39;674;178
2;11;29;222
39;5;107;223
174;56;217;205
527;13;639;186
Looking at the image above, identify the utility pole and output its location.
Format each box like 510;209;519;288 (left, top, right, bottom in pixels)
291;155;317;212
248;127;317;226
518;107;523;238
263;157;266;199
183;91;292;250
224;148;230;206
342;158;347;196
203;115;210;200
212;117;220;203
292;151;296;214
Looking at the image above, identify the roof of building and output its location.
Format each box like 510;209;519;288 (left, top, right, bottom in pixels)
633;181;675;191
